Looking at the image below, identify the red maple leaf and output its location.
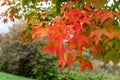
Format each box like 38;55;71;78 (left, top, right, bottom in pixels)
89;28;112;44
71;34;89;49
43;40;58;54
65;9;91;25
66;53;74;67
76;57;93;71
58;56;66;70
94;10;114;24
101;11;113;24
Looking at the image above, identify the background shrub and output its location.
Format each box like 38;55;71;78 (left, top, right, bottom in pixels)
0;21;58;79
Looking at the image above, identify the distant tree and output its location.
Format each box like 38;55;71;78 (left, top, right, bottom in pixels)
0;21;57;79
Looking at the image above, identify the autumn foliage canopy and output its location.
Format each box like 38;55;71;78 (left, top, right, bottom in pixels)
1;0;120;71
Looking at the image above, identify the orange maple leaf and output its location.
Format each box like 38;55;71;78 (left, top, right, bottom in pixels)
3;18;8;24
32;24;49;41
1;0;10;6
60;1;73;13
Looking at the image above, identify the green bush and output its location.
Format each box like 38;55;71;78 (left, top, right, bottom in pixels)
0;21;58;79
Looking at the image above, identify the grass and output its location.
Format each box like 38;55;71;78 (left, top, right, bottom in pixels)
0;72;35;80
0;70;118;80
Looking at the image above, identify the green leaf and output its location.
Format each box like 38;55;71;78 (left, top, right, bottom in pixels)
85;0;107;9
104;52;120;64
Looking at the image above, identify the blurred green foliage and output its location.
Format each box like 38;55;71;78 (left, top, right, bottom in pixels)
0;21;58;79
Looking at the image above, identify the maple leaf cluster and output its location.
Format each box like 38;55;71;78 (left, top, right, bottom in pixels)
32;9;93;71
31;3;120;70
